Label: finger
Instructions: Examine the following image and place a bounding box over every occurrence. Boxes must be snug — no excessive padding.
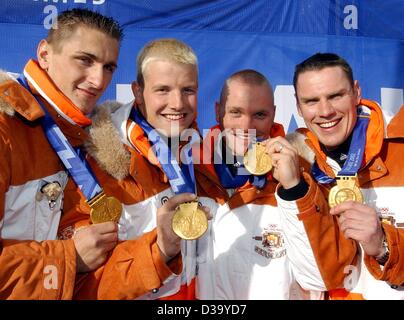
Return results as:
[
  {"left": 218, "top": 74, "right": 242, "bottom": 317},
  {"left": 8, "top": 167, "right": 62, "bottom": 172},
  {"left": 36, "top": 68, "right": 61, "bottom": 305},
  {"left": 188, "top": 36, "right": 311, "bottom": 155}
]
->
[
  {"left": 339, "top": 219, "right": 365, "bottom": 237},
  {"left": 91, "top": 221, "right": 118, "bottom": 234},
  {"left": 266, "top": 137, "right": 295, "bottom": 151},
  {"left": 330, "top": 201, "right": 360, "bottom": 215},
  {"left": 341, "top": 228, "right": 362, "bottom": 241},
  {"left": 93, "top": 231, "right": 119, "bottom": 245},
  {"left": 200, "top": 205, "right": 212, "bottom": 220},
  {"left": 270, "top": 150, "right": 295, "bottom": 164},
  {"left": 265, "top": 141, "right": 283, "bottom": 155},
  {"left": 102, "top": 241, "right": 118, "bottom": 252},
  {"left": 164, "top": 193, "right": 197, "bottom": 211},
  {"left": 331, "top": 202, "right": 374, "bottom": 219}
]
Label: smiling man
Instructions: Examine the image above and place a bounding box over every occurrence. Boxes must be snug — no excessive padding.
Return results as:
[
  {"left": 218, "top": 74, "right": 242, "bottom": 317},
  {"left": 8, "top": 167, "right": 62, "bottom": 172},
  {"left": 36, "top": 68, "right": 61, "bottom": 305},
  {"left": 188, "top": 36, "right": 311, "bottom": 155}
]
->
[
  {"left": 58, "top": 38, "right": 213, "bottom": 300},
  {"left": 0, "top": 8, "right": 122, "bottom": 299},
  {"left": 192, "top": 70, "right": 331, "bottom": 300},
  {"left": 293, "top": 52, "right": 404, "bottom": 299},
  {"left": 216, "top": 70, "right": 277, "bottom": 160}
]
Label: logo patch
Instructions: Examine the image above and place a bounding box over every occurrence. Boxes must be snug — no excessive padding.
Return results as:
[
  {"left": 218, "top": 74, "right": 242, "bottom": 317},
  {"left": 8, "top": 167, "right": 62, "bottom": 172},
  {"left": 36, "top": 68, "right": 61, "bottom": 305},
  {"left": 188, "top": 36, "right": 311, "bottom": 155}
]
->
[{"left": 253, "top": 226, "right": 286, "bottom": 259}]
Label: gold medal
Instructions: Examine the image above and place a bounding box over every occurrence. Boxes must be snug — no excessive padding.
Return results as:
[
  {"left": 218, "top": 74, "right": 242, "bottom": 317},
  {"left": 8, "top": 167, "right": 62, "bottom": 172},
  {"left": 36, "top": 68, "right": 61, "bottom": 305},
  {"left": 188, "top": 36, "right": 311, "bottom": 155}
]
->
[
  {"left": 172, "top": 200, "right": 208, "bottom": 240},
  {"left": 243, "top": 142, "right": 272, "bottom": 175},
  {"left": 328, "top": 175, "right": 363, "bottom": 208},
  {"left": 88, "top": 192, "right": 122, "bottom": 224}
]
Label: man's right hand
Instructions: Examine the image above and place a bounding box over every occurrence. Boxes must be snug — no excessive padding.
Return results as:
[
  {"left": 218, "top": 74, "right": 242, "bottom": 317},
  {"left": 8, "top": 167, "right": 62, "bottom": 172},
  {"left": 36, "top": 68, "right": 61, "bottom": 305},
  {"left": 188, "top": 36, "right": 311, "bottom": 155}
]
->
[
  {"left": 73, "top": 222, "right": 118, "bottom": 273},
  {"left": 156, "top": 193, "right": 211, "bottom": 262}
]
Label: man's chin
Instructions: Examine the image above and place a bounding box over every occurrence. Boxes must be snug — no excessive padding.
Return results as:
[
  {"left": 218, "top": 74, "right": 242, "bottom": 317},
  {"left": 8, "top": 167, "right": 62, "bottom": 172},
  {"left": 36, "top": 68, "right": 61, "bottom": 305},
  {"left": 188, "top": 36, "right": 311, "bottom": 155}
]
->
[
  {"left": 76, "top": 102, "right": 95, "bottom": 116},
  {"left": 226, "top": 140, "right": 249, "bottom": 157},
  {"left": 155, "top": 125, "right": 192, "bottom": 138}
]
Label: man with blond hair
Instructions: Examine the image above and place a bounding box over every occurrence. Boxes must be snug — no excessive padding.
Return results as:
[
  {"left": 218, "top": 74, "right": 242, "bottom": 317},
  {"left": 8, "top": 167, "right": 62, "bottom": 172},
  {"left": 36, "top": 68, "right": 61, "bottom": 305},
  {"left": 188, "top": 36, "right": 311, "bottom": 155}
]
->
[{"left": 59, "top": 38, "right": 212, "bottom": 299}]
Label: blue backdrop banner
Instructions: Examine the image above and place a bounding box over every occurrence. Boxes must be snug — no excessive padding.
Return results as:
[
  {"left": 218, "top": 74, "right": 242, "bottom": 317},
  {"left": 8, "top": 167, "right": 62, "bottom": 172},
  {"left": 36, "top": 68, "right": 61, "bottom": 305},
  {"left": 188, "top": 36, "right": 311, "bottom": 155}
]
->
[{"left": 1, "top": 0, "right": 403, "bottom": 132}]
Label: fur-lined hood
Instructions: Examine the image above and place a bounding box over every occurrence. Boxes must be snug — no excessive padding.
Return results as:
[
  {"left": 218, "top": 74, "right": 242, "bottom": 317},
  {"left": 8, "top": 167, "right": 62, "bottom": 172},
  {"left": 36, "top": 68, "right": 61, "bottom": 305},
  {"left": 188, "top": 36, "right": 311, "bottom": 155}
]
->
[{"left": 86, "top": 101, "right": 131, "bottom": 180}]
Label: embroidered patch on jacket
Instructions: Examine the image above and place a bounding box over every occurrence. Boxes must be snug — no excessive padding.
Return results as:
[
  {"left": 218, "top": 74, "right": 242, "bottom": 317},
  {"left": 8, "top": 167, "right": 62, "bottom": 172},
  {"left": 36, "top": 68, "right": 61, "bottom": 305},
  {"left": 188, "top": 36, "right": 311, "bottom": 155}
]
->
[
  {"left": 36, "top": 181, "right": 63, "bottom": 210},
  {"left": 253, "top": 225, "right": 286, "bottom": 259}
]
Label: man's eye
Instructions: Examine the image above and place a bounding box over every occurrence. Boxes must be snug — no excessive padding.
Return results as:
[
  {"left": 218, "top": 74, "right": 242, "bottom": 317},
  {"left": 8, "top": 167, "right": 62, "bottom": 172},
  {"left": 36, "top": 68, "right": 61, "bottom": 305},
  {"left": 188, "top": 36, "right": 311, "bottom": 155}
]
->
[
  {"left": 305, "top": 100, "right": 317, "bottom": 106},
  {"left": 255, "top": 112, "right": 267, "bottom": 119},
  {"left": 183, "top": 88, "right": 196, "bottom": 95},
  {"left": 105, "top": 65, "right": 116, "bottom": 73},
  {"left": 78, "top": 57, "right": 92, "bottom": 65},
  {"left": 330, "top": 94, "right": 342, "bottom": 101}
]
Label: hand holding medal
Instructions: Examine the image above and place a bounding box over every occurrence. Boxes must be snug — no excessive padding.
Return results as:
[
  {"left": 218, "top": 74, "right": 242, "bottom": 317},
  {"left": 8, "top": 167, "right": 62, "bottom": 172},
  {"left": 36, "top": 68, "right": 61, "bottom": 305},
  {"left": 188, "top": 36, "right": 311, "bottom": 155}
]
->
[
  {"left": 157, "top": 193, "right": 210, "bottom": 261},
  {"left": 257, "top": 137, "right": 302, "bottom": 189}
]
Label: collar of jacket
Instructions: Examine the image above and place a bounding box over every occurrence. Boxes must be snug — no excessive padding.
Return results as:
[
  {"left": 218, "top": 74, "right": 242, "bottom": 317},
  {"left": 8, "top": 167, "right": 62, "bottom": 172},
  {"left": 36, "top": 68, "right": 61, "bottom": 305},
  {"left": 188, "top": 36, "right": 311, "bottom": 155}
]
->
[
  {"left": 387, "top": 104, "right": 404, "bottom": 139},
  {"left": 300, "top": 99, "right": 387, "bottom": 184},
  {"left": 0, "top": 64, "right": 89, "bottom": 147}
]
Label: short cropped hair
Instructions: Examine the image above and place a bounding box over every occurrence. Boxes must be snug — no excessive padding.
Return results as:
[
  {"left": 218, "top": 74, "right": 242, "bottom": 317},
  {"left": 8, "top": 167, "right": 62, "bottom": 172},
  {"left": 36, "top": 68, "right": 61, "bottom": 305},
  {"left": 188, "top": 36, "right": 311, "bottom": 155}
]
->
[
  {"left": 219, "top": 69, "right": 273, "bottom": 106},
  {"left": 293, "top": 53, "right": 354, "bottom": 90},
  {"left": 47, "top": 8, "right": 123, "bottom": 52},
  {"left": 136, "top": 38, "right": 198, "bottom": 88}
]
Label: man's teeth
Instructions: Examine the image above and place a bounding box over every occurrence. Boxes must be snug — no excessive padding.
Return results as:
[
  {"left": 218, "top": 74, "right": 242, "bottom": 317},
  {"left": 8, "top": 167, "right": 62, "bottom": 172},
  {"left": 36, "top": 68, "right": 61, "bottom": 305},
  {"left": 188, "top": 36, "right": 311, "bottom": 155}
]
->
[
  {"left": 164, "top": 114, "right": 185, "bottom": 120},
  {"left": 319, "top": 120, "right": 338, "bottom": 128}
]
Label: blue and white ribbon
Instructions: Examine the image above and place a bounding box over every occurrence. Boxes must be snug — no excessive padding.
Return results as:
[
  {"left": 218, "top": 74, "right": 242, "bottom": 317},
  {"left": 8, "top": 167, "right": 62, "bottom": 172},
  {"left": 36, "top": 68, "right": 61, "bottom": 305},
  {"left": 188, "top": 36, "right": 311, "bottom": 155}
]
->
[
  {"left": 131, "top": 108, "right": 198, "bottom": 194},
  {"left": 311, "top": 106, "right": 370, "bottom": 184},
  {"left": 18, "top": 75, "right": 102, "bottom": 200}
]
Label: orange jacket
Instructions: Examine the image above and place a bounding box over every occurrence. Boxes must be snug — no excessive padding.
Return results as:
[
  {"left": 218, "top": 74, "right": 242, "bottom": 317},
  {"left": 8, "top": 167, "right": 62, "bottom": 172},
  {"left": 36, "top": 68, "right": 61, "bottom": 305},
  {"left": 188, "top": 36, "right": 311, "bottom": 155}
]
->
[
  {"left": 362, "top": 104, "right": 404, "bottom": 287},
  {"left": 0, "top": 67, "right": 78, "bottom": 299},
  {"left": 58, "top": 102, "right": 208, "bottom": 300},
  {"left": 301, "top": 99, "right": 404, "bottom": 299}
]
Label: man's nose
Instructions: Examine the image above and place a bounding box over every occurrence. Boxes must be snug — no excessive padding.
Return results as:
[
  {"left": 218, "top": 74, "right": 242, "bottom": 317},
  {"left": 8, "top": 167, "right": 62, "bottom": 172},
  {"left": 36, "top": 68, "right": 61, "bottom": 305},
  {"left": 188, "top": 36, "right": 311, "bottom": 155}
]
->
[
  {"left": 318, "top": 99, "right": 335, "bottom": 117},
  {"left": 87, "top": 66, "right": 105, "bottom": 90}
]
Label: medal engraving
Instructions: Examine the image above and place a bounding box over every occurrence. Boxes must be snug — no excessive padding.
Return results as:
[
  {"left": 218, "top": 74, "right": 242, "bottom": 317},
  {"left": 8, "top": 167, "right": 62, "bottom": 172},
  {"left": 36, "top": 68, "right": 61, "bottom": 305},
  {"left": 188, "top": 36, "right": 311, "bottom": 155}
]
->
[
  {"left": 88, "top": 192, "right": 122, "bottom": 224},
  {"left": 244, "top": 142, "right": 272, "bottom": 175},
  {"left": 329, "top": 175, "right": 363, "bottom": 208},
  {"left": 172, "top": 200, "right": 208, "bottom": 240}
]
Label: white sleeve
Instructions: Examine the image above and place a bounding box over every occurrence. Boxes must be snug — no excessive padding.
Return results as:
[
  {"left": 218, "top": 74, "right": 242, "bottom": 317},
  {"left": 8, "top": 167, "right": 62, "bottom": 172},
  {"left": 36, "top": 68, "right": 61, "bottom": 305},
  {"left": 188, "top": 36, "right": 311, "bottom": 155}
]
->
[{"left": 275, "top": 193, "right": 327, "bottom": 291}]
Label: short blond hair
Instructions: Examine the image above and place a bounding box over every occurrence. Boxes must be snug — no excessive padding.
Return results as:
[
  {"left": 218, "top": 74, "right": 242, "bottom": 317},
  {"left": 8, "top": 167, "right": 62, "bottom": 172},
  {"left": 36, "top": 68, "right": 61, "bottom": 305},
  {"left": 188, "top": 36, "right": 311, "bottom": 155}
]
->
[{"left": 136, "top": 38, "right": 198, "bottom": 87}]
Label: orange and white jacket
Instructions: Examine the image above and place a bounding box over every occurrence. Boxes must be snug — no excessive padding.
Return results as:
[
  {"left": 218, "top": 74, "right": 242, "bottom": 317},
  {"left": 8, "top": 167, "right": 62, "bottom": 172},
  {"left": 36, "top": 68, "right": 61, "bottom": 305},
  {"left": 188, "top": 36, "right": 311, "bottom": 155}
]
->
[
  {"left": 361, "top": 104, "right": 404, "bottom": 288},
  {"left": 59, "top": 101, "right": 216, "bottom": 299},
  {"left": 192, "top": 125, "right": 343, "bottom": 299},
  {"left": 0, "top": 64, "right": 80, "bottom": 299},
  {"left": 298, "top": 99, "right": 404, "bottom": 299}
]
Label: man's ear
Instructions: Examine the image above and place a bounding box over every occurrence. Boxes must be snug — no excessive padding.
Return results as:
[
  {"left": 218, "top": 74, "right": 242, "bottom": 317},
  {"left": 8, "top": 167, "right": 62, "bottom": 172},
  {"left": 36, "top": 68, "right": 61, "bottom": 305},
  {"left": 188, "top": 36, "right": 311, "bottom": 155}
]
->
[
  {"left": 131, "top": 81, "right": 143, "bottom": 105},
  {"left": 37, "top": 40, "right": 51, "bottom": 70},
  {"left": 353, "top": 80, "right": 362, "bottom": 105},
  {"left": 295, "top": 94, "right": 303, "bottom": 117},
  {"left": 215, "top": 101, "right": 221, "bottom": 123}
]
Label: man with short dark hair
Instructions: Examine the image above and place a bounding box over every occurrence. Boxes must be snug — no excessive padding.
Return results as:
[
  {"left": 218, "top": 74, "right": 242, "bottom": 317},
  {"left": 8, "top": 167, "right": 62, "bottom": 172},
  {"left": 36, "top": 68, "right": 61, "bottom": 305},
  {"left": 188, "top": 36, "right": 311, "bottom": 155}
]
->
[
  {"left": 0, "top": 8, "right": 122, "bottom": 299},
  {"left": 293, "top": 52, "right": 404, "bottom": 299}
]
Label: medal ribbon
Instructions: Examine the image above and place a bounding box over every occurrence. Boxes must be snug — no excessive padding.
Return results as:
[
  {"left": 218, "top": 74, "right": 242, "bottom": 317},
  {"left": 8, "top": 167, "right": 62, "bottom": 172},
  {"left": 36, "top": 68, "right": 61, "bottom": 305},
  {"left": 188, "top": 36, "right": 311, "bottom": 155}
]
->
[
  {"left": 311, "top": 106, "right": 370, "bottom": 184},
  {"left": 130, "top": 108, "right": 197, "bottom": 194},
  {"left": 18, "top": 75, "right": 103, "bottom": 200},
  {"left": 214, "top": 136, "right": 267, "bottom": 189}
]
